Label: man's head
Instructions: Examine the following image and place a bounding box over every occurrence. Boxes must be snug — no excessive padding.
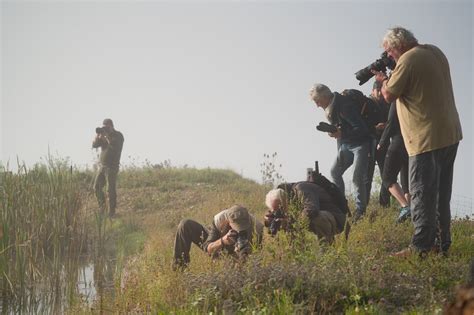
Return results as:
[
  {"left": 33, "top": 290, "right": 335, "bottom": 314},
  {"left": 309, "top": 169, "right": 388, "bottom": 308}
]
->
[
  {"left": 382, "top": 27, "right": 418, "bottom": 62},
  {"left": 371, "top": 80, "right": 383, "bottom": 100},
  {"left": 102, "top": 118, "right": 114, "bottom": 133},
  {"left": 226, "top": 205, "right": 252, "bottom": 232},
  {"left": 309, "top": 83, "right": 333, "bottom": 109},
  {"left": 265, "top": 188, "right": 288, "bottom": 212}
]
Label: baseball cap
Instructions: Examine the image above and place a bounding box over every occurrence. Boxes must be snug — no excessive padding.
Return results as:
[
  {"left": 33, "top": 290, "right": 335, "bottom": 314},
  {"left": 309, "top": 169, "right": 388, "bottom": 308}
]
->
[{"left": 227, "top": 205, "right": 251, "bottom": 232}]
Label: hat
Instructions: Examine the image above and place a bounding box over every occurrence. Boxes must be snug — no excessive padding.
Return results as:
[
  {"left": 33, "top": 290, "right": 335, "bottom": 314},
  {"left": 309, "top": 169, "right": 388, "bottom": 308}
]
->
[
  {"left": 373, "top": 80, "right": 382, "bottom": 90},
  {"left": 227, "top": 205, "right": 251, "bottom": 232},
  {"left": 102, "top": 118, "right": 114, "bottom": 127}
]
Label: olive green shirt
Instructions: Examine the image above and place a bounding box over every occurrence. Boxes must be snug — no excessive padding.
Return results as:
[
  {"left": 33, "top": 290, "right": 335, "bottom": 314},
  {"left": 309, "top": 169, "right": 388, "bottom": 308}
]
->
[
  {"left": 385, "top": 44, "right": 462, "bottom": 156},
  {"left": 92, "top": 130, "right": 124, "bottom": 167}
]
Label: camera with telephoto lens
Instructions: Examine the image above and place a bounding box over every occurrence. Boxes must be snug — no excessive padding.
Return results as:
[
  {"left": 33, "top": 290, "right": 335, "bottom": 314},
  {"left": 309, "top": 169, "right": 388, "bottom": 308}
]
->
[
  {"left": 355, "top": 51, "right": 396, "bottom": 86},
  {"left": 268, "top": 209, "right": 286, "bottom": 236},
  {"left": 316, "top": 122, "right": 338, "bottom": 133},
  {"left": 95, "top": 127, "right": 107, "bottom": 134}
]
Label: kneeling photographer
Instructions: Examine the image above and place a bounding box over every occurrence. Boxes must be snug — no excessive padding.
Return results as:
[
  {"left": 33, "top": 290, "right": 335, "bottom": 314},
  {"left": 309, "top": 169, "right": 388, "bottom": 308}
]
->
[
  {"left": 264, "top": 181, "right": 346, "bottom": 244},
  {"left": 173, "top": 205, "right": 263, "bottom": 270}
]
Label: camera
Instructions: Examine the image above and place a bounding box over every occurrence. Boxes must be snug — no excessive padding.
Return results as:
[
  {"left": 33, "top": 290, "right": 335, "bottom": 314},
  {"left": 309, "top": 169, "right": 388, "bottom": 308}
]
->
[
  {"left": 95, "top": 127, "right": 107, "bottom": 134},
  {"left": 267, "top": 209, "right": 286, "bottom": 236},
  {"left": 228, "top": 230, "right": 250, "bottom": 256},
  {"left": 316, "top": 122, "right": 338, "bottom": 133},
  {"left": 355, "top": 51, "right": 396, "bottom": 86}
]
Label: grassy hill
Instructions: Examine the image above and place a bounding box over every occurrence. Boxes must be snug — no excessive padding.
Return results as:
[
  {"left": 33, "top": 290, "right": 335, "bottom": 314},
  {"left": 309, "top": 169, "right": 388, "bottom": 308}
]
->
[
  {"left": 2, "top": 162, "right": 473, "bottom": 314},
  {"left": 100, "top": 166, "right": 473, "bottom": 314}
]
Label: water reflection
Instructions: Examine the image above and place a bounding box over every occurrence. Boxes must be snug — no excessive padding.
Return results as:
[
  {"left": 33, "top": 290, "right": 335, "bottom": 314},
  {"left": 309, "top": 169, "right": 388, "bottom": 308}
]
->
[{"left": 1, "top": 253, "right": 117, "bottom": 314}]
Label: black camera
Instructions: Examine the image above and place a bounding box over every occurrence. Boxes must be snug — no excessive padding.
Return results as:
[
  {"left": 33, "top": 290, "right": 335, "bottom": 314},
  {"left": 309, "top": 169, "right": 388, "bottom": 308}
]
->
[
  {"left": 316, "top": 122, "right": 338, "bottom": 133},
  {"left": 355, "top": 51, "right": 396, "bottom": 86},
  {"left": 228, "top": 230, "right": 250, "bottom": 256},
  {"left": 268, "top": 209, "right": 286, "bottom": 236},
  {"left": 95, "top": 127, "right": 107, "bottom": 134}
]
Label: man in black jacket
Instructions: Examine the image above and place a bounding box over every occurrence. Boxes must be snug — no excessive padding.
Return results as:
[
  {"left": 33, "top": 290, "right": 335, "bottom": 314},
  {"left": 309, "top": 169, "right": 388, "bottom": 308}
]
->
[{"left": 310, "top": 83, "right": 371, "bottom": 221}]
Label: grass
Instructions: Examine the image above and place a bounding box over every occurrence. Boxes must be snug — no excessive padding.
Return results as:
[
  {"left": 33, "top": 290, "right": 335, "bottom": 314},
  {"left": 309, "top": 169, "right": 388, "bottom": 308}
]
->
[
  {"left": 2, "top": 160, "right": 473, "bottom": 314},
  {"left": 105, "top": 165, "right": 473, "bottom": 314}
]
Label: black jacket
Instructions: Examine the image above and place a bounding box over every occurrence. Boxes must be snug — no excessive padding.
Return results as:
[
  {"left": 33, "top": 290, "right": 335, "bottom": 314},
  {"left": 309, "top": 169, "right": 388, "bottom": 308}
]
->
[{"left": 330, "top": 92, "right": 371, "bottom": 145}]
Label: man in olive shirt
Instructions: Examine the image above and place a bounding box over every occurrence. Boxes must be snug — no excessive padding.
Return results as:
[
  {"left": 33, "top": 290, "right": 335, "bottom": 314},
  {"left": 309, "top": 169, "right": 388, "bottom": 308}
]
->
[
  {"left": 173, "top": 205, "right": 263, "bottom": 270},
  {"left": 92, "top": 118, "right": 124, "bottom": 217},
  {"left": 373, "top": 27, "right": 462, "bottom": 257}
]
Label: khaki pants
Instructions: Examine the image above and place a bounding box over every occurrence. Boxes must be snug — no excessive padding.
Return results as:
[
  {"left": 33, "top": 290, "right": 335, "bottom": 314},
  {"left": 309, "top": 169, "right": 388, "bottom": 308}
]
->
[
  {"left": 94, "top": 165, "right": 119, "bottom": 215},
  {"left": 310, "top": 211, "right": 339, "bottom": 244}
]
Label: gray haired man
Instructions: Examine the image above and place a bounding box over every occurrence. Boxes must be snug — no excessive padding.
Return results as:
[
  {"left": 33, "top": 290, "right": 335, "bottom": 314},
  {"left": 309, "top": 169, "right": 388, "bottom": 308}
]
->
[{"left": 373, "top": 26, "right": 462, "bottom": 257}]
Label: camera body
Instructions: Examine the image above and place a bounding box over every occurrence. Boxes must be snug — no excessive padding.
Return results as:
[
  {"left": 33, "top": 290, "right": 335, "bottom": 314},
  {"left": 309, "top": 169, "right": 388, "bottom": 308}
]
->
[
  {"left": 355, "top": 51, "right": 396, "bottom": 86},
  {"left": 267, "top": 209, "right": 285, "bottom": 236},
  {"left": 228, "top": 230, "right": 250, "bottom": 256},
  {"left": 95, "top": 127, "right": 107, "bottom": 134},
  {"left": 316, "top": 122, "right": 338, "bottom": 133}
]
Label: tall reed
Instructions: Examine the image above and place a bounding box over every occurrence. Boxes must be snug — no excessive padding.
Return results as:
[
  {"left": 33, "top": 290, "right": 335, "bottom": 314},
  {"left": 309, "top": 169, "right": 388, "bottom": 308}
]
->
[{"left": 0, "top": 158, "right": 87, "bottom": 313}]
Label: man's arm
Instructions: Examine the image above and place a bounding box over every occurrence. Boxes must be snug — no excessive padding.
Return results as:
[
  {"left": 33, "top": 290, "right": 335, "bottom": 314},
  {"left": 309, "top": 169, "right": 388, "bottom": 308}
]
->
[
  {"left": 203, "top": 223, "right": 236, "bottom": 256},
  {"left": 381, "top": 79, "right": 397, "bottom": 103},
  {"left": 92, "top": 134, "right": 106, "bottom": 148}
]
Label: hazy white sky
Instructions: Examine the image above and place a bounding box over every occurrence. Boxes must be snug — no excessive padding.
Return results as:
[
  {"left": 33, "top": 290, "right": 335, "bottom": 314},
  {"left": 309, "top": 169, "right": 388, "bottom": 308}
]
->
[{"left": 1, "top": 1, "right": 473, "bottom": 205}]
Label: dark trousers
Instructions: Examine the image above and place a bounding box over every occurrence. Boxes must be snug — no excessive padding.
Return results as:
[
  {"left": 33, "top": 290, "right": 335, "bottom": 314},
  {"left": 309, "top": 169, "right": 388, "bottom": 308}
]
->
[
  {"left": 94, "top": 165, "right": 119, "bottom": 215},
  {"left": 367, "top": 139, "right": 391, "bottom": 207},
  {"left": 173, "top": 219, "right": 208, "bottom": 266},
  {"left": 409, "top": 143, "right": 459, "bottom": 253}
]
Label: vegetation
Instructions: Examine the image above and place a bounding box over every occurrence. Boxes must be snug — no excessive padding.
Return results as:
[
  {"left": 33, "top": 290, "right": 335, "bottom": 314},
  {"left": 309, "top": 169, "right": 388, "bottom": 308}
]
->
[{"left": 1, "top": 160, "right": 473, "bottom": 314}]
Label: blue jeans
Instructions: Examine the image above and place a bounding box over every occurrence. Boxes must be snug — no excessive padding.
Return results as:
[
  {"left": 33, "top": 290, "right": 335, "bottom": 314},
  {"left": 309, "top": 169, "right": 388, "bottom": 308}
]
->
[{"left": 331, "top": 141, "right": 370, "bottom": 214}]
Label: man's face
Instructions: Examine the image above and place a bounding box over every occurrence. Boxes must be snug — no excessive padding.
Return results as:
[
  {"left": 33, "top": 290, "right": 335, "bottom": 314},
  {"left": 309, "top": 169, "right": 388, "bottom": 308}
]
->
[
  {"left": 313, "top": 96, "right": 330, "bottom": 109},
  {"left": 371, "top": 88, "right": 382, "bottom": 100},
  {"left": 384, "top": 44, "right": 404, "bottom": 62},
  {"left": 102, "top": 124, "right": 113, "bottom": 134}
]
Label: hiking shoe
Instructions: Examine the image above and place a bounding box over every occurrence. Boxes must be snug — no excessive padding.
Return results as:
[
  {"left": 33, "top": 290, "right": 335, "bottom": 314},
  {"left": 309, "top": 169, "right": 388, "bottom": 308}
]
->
[
  {"left": 396, "top": 206, "right": 411, "bottom": 223},
  {"left": 352, "top": 211, "right": 364, "bottom": 223}
]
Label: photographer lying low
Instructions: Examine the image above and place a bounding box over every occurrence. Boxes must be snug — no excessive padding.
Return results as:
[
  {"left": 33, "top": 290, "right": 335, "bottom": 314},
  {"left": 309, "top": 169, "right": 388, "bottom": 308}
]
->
[
  {"left": 264, "top": 181, "right": 346, "bottom": 244},
  {"left": 173, "top": 205, "right": 263, "bottom": 270}
]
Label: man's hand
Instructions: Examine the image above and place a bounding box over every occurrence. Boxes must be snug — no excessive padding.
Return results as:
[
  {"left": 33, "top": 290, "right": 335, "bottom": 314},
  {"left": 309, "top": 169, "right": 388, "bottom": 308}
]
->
[
  {"left": 375, "top": 122, "right": 386, "bottom": 131},
  {"left": 221, "top": 229, "right": 238, "bottom": 246},
  {"left": 329, "top": 127, "right": 341, "bottom": 139}
]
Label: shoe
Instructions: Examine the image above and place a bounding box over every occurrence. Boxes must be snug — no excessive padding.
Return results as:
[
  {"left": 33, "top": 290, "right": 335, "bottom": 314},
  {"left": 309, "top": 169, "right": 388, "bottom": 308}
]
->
[
  {"left": 391, "top": 247, "right": 414, "bottom": 258},
  {"left": 396, "top": 206, "right": 411, "bottom": 223},
  {"left": 352, "top": 211, "right": 364, "bottom": 223}
]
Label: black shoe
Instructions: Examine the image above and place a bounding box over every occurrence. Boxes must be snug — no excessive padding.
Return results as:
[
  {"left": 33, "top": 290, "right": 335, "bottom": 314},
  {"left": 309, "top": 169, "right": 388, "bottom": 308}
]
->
[{"left": 352, "top": 211, "right": 364, "bottom": 223}]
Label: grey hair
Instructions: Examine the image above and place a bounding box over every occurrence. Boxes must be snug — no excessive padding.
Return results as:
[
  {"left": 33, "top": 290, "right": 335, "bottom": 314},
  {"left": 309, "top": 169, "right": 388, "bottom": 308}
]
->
[
  {"left": 309, "top": 83, "right": 332, "bottom": 102},
  {"left": 382, "top": 26, "right": 418, "bottom": 50},
  {"left": 265, "top": 188, "right": 287, "bottom": 210}
]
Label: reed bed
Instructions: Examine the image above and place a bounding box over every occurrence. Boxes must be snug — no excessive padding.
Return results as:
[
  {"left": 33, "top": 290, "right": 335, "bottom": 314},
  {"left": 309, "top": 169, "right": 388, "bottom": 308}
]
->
[{"left": 0, "top": 158, "right": 88, "bottom": 313}]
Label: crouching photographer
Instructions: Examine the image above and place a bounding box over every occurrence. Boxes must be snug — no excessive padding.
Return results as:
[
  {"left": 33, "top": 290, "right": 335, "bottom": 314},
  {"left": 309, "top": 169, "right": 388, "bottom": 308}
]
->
[
  {"left": 264, "top": 180, "right": 346, "bottom": 244},
  {"left": 173, "top": 205, "right": 263, "bottom": 270}
]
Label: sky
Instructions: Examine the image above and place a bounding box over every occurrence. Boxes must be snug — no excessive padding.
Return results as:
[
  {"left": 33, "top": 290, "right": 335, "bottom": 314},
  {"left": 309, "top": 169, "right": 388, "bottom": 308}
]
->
[{"left": 1, "top": 1, "right": 473, "bottom": 215}]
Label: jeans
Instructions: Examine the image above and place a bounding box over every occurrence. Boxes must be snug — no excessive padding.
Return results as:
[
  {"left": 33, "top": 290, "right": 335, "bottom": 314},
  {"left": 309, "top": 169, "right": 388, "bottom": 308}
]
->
[
  {"left": 409, "top": 143, "right": 459, "bottom": 253},
  {"left": 331, "top": 141, "right": 370, "bottom": 214}
]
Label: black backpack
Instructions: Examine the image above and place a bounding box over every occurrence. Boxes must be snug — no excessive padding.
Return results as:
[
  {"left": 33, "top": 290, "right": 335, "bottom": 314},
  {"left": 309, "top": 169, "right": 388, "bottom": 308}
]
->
[{"left": 341, "top": 89, "right": 382, "bottom": 133}]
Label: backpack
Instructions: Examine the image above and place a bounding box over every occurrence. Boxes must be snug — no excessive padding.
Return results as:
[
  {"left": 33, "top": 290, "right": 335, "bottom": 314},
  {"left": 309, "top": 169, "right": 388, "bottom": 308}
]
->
[{"left": 341, "top": 89, "right": 382, "bottom": 133}]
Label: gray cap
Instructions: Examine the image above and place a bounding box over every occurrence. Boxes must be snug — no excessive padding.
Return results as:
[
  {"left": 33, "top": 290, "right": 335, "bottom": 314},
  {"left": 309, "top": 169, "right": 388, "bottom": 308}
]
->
[{"left": 227, "top": 205, "right": 251, "bottom": 232}]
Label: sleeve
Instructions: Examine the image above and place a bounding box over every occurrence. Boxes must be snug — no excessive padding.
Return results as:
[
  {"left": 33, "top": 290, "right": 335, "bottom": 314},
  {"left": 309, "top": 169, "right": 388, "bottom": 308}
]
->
[
  {"left": 385, "top": 61, "right": 411, "bottom": 98},
  {"left": 340, "top": 102, "right": 369, "bottom": 141},
  {"left": 92, "top": 137, "right": 106, "bottom": 149},
  {"left": 202, "top": 222, "right": 221, "bottom": 253},
  {"left": 378, "top": 102, "right": 396, "bottom": 148}
]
